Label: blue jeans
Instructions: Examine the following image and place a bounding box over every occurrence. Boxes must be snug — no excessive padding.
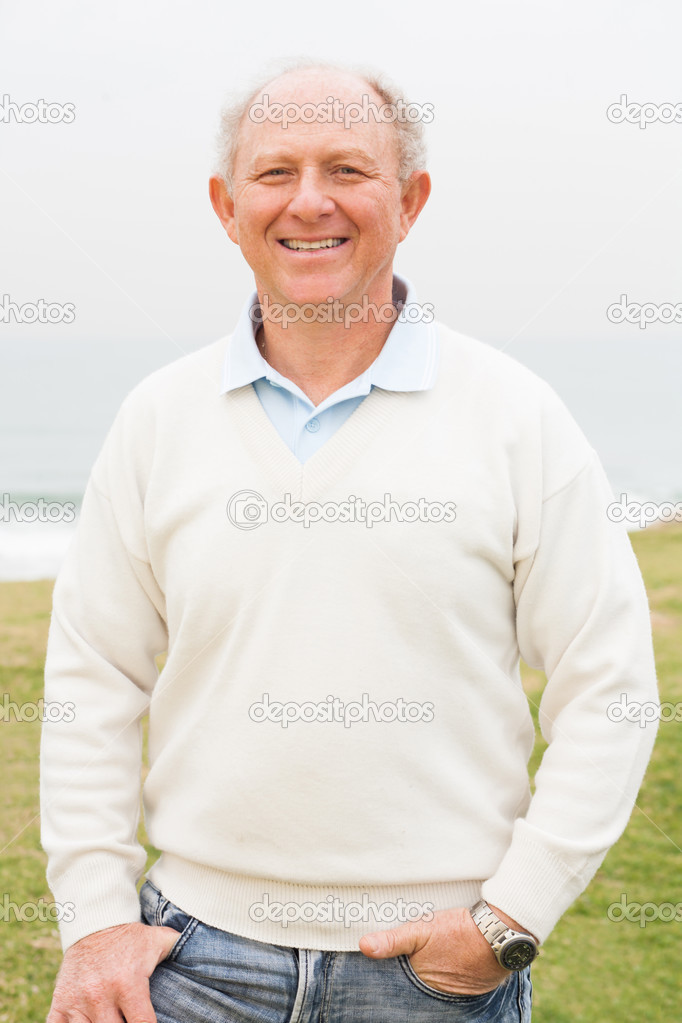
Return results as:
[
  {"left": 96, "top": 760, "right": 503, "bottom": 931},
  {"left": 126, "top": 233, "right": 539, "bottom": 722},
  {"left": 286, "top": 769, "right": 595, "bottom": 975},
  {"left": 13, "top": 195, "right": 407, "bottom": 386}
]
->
[{"left": 140, "top": 881, "right": 532, "bottom": 1022}]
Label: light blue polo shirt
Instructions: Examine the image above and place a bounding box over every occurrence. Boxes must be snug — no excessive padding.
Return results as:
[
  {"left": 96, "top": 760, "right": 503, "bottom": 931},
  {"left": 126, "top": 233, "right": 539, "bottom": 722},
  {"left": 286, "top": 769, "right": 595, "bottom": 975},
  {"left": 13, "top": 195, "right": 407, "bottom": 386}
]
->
[{"left": 220, "top": 274, "right": 439, "bottom": 463}]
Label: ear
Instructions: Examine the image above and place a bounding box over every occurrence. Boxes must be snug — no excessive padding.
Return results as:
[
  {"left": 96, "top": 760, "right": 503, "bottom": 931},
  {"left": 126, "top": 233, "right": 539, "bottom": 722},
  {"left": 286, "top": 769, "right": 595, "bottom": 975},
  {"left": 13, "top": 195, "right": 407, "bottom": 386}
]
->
[
  {"left": 398, "top": 171, "right": 431, "bottom": 242},
  {"left": 208, "top": 175, "right": 239, "bottom": 244}
]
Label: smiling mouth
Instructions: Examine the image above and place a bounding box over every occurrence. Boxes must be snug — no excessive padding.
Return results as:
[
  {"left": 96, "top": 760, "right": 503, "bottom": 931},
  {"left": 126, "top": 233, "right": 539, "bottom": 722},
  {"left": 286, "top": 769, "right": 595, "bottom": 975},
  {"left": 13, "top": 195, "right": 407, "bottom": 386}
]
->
[{"left": 279, "top": 238, "right": 348, "bottom": 251}]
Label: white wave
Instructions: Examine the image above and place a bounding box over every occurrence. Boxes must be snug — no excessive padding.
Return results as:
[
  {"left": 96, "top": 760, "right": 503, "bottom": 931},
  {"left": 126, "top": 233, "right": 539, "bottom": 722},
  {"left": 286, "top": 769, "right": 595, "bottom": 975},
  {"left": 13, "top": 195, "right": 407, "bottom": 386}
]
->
[{"left": 0, "top": 521, "right": 77, "bottom": 581}]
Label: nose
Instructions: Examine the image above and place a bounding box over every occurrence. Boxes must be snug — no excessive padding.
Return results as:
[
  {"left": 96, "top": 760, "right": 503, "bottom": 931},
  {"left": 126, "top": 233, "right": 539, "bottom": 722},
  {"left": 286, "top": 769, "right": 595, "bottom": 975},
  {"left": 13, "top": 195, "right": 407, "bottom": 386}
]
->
[{"left": 286, "top": 168, "right": 336, "bottom": 221}]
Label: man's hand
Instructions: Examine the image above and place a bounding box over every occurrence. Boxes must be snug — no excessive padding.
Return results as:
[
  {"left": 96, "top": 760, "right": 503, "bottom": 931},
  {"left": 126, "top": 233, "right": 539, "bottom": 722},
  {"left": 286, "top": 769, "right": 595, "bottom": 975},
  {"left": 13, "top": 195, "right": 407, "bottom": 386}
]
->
[
  {"left": 359, "top": 904, "right": 530, "bottom": 996},
  {"left": 47, "top": 921, "right": 181, "bottom": 1023}
]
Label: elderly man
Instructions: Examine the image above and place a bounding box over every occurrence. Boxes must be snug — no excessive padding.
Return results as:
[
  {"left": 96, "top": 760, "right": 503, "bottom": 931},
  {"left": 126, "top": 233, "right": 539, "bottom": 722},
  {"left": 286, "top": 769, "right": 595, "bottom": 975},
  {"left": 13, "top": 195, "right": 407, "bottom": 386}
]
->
[{"left": 42, "top": 61, "right": 658, "bottom": 1023}]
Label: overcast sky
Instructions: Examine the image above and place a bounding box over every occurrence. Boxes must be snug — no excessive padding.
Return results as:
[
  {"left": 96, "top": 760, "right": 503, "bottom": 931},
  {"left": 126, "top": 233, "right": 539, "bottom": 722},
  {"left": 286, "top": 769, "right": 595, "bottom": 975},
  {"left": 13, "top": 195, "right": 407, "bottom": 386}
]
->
[{"left": 1, "top": 0, "right": 680, "bottom": 496}]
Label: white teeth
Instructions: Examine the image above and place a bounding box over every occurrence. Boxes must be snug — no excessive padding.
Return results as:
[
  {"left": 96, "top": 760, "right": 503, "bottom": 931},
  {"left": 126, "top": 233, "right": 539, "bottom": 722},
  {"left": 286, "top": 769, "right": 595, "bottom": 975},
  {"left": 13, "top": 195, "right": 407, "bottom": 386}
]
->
[{"left": 281, "top": 238, "right": 346, "bottom": 250}]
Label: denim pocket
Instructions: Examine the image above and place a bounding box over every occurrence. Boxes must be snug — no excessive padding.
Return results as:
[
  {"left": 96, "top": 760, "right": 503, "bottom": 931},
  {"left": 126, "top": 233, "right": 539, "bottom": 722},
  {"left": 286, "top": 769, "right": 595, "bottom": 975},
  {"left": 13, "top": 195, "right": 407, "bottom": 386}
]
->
[
  {"left": 398, "top": 954, "right": 508, "bottom": 1006},
  {"left": 139, "top": 879, "right": 199, "bottom": 962}
]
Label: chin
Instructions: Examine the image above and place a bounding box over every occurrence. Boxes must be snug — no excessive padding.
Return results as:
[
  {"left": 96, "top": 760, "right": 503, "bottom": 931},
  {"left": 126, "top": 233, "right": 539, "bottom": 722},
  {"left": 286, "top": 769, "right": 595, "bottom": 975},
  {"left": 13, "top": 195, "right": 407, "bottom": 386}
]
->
[{"left": 278, "top": 281, "right": 350, "bottom": 307}]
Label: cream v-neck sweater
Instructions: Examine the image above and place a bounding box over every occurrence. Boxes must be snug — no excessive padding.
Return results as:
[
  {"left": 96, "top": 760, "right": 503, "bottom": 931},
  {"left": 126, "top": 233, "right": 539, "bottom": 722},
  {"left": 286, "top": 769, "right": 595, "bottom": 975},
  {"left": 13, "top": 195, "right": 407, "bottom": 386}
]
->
[{"left": 41, "top": 323, "right": 658, "bottom": 952}]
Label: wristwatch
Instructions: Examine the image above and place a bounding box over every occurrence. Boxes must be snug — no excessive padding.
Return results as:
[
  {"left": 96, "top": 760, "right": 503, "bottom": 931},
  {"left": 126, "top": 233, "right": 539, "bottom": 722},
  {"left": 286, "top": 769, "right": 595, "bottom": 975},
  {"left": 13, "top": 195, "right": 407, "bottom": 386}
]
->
[{"left": 469, "top": 899, "right": 539, "bottom": 970}]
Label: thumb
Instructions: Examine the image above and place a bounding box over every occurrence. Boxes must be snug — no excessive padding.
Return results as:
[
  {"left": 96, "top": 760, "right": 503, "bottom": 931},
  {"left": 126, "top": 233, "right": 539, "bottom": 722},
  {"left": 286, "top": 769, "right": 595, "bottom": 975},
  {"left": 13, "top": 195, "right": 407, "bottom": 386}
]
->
[
  {"left": 359, "top": 921, "right": 426, "bottom": 960},
  {"left": 154, "top": 924, "right": 184, "bottom": 963}
]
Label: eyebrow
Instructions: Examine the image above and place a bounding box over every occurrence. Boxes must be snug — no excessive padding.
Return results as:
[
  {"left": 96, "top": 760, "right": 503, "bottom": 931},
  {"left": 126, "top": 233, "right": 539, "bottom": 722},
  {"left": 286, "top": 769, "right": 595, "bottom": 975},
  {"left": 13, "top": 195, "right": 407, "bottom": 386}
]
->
[{"left": 250, "top": 147, "right": 378, "bottom": 168}]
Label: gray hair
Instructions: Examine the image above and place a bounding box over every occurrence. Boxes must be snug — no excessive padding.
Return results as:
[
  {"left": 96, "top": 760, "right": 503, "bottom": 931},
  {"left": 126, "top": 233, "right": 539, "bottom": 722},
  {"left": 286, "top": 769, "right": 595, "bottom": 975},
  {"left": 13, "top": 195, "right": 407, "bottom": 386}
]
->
[{"left": 212, "top": 57, "right": 428, "bottom": 194}]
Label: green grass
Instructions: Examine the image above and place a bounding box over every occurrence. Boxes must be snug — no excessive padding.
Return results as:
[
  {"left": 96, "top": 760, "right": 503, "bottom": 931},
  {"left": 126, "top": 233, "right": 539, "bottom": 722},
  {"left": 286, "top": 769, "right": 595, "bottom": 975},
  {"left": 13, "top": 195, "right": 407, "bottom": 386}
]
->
[{"left": 1, "top": 525, "right": 681, "bottom": 1020}]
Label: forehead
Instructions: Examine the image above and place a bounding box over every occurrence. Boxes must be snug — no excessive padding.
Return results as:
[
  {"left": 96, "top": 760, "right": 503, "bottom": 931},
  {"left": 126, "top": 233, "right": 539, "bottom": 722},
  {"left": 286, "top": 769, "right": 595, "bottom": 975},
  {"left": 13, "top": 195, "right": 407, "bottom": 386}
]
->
[
  {"left": 255, "top": 68, "right": 383, "bottom": 106},
  {"left": 235, "top": 69, "right": 400, "bottom": 172}
]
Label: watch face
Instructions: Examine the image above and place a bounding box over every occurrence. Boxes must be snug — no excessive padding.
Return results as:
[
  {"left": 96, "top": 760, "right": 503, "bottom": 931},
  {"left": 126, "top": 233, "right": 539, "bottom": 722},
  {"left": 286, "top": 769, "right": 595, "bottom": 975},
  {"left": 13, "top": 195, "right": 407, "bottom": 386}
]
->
[{"left": 499, "top": 938, "right": 537, "bottom": 970}]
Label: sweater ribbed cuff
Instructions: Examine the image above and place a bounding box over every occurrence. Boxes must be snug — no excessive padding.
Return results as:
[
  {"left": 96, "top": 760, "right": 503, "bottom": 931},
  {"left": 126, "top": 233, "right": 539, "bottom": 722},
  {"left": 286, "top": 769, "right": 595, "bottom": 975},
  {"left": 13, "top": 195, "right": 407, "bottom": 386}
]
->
[
  {"left": 48, "top": 853, "right": 146, "bottom": 952},
  {"left": 480, "top": 820, "right": 605, "bottom": 943}
]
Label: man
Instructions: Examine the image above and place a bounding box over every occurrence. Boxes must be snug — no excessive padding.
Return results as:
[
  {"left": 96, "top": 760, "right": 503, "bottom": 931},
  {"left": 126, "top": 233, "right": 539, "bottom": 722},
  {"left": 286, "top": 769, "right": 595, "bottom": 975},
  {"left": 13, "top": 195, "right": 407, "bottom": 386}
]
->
[{"left": 42, "top": 60, "right": 658, "bottom": 1023}]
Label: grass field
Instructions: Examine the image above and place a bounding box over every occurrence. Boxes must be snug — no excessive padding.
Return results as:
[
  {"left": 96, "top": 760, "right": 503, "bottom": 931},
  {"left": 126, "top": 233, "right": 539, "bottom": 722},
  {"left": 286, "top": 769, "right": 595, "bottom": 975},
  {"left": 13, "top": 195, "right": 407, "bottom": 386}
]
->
[{"left": 1, "top": 524, "right": 680, "bottom": 1021}]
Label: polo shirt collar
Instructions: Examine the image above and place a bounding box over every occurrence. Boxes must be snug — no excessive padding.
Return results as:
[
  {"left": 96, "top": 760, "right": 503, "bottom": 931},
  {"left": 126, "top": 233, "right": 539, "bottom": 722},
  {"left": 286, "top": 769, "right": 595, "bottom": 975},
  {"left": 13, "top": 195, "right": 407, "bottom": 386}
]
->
[{"left": 220, "top": 273, "right": 438, "bottom": 398}]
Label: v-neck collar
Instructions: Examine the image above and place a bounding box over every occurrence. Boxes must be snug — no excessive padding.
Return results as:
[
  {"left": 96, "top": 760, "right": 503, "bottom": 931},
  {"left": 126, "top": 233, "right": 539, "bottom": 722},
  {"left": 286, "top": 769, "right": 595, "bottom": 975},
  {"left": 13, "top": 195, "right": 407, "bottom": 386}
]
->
[{"left": 226, "top": 381, "right": 414, "bottom": 502}]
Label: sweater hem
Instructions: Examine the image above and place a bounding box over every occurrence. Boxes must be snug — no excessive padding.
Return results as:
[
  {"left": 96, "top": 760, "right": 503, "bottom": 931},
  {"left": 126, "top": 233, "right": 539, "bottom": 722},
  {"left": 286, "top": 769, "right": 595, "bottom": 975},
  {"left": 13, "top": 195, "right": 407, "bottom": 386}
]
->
[{"left": 147, "top": 855, "right": 485, "bottom": 950}]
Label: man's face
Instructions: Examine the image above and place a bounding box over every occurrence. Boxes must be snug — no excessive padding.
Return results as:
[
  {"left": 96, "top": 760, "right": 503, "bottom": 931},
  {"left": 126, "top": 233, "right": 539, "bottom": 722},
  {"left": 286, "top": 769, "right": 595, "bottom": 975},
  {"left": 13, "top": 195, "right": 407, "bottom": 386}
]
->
[{"left": 211, "top": 70, "right": 428, "bottom": 308}]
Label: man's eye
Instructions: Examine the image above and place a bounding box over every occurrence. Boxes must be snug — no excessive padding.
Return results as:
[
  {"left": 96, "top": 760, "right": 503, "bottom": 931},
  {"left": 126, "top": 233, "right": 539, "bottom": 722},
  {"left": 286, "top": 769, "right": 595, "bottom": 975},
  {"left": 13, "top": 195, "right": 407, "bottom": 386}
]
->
[
  {"left": 260, "top": 169, "right": 288, "bottom": 178},
  {"left": 337, "top": 166, "right": 361, "bottom": 175}
]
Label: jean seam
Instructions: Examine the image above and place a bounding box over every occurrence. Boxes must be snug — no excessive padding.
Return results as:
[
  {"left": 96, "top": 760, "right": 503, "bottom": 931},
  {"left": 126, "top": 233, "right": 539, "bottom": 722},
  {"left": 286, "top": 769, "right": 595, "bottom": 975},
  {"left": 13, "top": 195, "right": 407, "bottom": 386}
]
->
[
  {"left": 288, "top": 948, "right": 309, "bottom": 1023},
  {"left": 518, "top": 966, "right": 532, "bottom": 1020},
  {"left": 155, "top": 897, "right": 169, "bottom": 928},
  {"left": 167, "top": 917, "right": 199, "bottom": 961},
  {"left": 319, "top": 951, "right": 337, "bottom": 1023}
]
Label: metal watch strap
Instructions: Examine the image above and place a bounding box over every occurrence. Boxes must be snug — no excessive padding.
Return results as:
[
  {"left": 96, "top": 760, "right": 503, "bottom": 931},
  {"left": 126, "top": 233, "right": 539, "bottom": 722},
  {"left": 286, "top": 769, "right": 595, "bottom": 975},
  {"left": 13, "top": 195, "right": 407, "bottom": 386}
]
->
[{"left": 470, "top": 898, "right": 515, "bottom": 944}]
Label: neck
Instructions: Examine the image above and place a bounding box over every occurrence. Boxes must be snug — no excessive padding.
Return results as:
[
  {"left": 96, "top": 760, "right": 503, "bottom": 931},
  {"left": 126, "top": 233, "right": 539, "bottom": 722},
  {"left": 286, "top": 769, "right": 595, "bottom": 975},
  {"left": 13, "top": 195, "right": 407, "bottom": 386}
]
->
[{"left": 255, "top": 283, "right": 399, "bottom": 407}]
